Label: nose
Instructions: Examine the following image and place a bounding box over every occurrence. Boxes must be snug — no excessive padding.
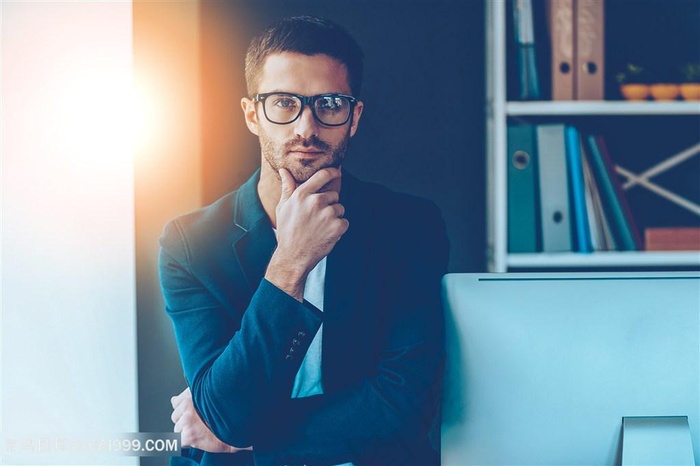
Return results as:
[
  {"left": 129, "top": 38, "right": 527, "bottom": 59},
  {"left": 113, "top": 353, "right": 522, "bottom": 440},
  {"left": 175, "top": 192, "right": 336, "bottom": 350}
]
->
[{"left": 294, "top": 105, "right": 319, "bottom": 139}]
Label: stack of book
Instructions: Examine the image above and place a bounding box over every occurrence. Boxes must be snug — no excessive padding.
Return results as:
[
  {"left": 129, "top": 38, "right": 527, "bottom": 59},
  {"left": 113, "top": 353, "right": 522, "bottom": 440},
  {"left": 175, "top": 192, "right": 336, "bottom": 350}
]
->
[
  {"left": 645, "top": 227, "right": 700, "bottom": 251},
  {"left": 507, "top": 124, "right": 643, "bottom": 253}
]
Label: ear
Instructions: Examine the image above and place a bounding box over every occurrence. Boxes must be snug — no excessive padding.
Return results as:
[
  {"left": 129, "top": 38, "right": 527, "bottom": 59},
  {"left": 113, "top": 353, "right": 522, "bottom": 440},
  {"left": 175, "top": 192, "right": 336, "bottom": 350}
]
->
[
  {"left": 241, "top": 97, "right": 260, "bottom": 136},
  {"left": 349, "top": 100, "right": 364, "bottom": 138}
]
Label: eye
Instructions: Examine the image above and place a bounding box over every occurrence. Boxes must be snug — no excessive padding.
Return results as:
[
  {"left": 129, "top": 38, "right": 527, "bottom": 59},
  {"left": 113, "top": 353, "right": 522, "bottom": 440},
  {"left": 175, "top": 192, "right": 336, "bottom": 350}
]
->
[{"left": 272, "top": 96, "right": 298, "bottom": 109}]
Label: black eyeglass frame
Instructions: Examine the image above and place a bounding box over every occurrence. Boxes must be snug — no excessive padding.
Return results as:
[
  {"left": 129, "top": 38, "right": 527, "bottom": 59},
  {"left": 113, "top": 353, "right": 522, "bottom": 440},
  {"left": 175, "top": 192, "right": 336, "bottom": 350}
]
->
[{"left": 253, "top": 92, "right": 358, "bottom": 127}]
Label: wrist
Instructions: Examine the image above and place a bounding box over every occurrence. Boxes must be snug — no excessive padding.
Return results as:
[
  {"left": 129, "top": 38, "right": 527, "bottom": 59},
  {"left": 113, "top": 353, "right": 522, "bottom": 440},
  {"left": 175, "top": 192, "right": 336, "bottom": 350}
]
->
[{"left": 265, "top": 252, "right": 307, "bottom": 302}]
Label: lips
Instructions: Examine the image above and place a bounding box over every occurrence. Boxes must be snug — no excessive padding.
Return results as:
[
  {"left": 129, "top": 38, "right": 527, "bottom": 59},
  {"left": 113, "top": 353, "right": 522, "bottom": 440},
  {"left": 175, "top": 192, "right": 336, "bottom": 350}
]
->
[{"left": 288, "top": 147, "right": 324, "bottom": 155}]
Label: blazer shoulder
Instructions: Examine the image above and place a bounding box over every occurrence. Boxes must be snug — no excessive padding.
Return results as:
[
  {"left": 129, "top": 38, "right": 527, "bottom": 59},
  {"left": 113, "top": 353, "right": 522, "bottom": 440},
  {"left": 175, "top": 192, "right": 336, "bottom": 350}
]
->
[{"left": 160, "top": 191, "right": 239, "bottom": 252}]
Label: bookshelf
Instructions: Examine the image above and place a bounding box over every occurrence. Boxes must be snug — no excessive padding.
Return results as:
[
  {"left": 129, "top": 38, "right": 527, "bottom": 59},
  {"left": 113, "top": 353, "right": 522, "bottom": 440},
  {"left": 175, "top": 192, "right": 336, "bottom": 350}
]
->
[
  {"left": 485, "top": 0, "right": 700, "bottom": 272},
  {"left": 507, "top": 101, "right": 700, "bottom": 116}
]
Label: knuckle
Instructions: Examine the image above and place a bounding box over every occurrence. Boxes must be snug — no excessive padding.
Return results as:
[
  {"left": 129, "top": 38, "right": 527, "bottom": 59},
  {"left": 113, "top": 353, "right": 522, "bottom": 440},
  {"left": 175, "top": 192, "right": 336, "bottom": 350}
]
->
[
  {"left": 323, "top": 206, "right": 338, "bottom": 221},
  {"left": 311, "top": 195, "right": 326, "bottom": 209},
  {"left": 331, "top": 220, "right": 347, "bottom": 235}
]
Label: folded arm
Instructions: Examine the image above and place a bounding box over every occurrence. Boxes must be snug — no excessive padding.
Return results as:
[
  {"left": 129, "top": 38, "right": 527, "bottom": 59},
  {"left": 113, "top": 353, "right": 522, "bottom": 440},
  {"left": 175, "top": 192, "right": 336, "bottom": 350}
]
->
[{"left": 159, "top": 220, "right": 323, "bottom": 447}]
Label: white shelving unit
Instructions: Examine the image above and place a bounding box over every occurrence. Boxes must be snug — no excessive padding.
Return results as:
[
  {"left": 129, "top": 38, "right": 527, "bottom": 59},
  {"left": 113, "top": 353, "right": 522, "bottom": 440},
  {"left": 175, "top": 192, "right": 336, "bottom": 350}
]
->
[{"left": 485, "top": 0, "right": 700, "bottom": 272}]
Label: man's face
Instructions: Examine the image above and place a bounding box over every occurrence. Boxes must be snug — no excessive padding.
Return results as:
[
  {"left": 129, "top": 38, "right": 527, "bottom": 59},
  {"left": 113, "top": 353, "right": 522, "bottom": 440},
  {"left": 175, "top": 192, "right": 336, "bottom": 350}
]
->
[{"left": 242, "top": 52, "right": 363, "bottom": 184}]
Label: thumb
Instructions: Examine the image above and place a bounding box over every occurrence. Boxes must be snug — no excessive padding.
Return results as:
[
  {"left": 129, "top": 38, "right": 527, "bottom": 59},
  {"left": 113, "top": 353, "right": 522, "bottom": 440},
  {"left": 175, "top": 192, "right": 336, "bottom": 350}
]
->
[{"left": 279, "top": 168, "right": 296, "bottom": 201}]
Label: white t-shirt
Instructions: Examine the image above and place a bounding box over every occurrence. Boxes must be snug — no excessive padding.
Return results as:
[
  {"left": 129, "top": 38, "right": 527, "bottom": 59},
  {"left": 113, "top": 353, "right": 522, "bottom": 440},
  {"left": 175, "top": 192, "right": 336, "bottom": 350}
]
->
[
  {"left": 272, "top": 233, "right": 352, "bottom": 465},
  {"left": 291, "top": 257, "right": 326, "bottom": 398}
]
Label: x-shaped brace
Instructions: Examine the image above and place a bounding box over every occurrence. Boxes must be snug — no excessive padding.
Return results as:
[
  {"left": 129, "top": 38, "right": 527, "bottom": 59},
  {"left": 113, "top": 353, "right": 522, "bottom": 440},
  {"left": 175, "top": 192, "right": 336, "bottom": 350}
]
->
[{"left": 615, "top": 141, "right": 700, "bottom": 217}]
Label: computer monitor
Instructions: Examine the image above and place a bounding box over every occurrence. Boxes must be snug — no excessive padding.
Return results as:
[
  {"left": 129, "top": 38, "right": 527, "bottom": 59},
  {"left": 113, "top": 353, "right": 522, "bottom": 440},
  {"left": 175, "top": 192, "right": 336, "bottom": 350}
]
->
[{"left": 441, "top": 272, "right": 699, "bottom": 465}]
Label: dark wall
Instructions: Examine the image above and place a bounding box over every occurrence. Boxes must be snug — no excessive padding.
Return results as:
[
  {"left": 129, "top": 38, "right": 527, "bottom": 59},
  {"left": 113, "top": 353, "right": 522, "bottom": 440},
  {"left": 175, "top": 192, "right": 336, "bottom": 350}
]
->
[{"left": 200, "top": 0, "right": 487, "bottom": 272}]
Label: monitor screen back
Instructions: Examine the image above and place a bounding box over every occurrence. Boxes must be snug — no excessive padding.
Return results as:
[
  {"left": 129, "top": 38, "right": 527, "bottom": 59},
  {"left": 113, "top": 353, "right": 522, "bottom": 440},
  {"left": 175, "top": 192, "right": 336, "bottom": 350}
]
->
[{"left": 441, "top": 272, "right": 699, "bottom": 465}]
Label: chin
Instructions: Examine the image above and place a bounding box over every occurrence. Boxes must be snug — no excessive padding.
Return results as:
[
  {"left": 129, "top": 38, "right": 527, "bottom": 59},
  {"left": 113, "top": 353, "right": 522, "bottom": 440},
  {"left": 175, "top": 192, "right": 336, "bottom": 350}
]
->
[
  {"left": 287, "top": 160, "right": 340, "bottom": 184},
  {"left": 288, "top": 165, "right": 319, "bottom": 184}
]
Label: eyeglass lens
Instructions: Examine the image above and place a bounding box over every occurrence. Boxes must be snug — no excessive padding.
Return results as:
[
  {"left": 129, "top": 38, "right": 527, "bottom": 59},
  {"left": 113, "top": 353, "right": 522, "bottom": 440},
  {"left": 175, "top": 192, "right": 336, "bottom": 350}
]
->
[{"left": 263, "top": 94, "right": 352, "bottom": 126}]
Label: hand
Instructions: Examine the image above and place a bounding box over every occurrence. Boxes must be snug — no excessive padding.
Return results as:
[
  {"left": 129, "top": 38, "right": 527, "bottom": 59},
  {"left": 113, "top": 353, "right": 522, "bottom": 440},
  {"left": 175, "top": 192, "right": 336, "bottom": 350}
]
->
[
  {"left": 171, "top": 387, "right": 252, "bottom": 453},
  {"left": 265, "top": 167, "right": 349, "bottom": 300}
]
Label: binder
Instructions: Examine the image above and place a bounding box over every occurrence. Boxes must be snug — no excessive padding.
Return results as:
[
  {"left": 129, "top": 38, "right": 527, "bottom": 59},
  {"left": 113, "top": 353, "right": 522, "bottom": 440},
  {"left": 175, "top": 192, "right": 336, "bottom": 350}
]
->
[
  {"left": 513, "top": 0, "right": 541, "bottom": 100},
  {"left": 565, "top": 126, "right": 592, "bottom": 252},
  {"left": 575, "top": 0, "right": 605, "bottom": 100},
  {"left": 547, "top": 0, "right": 575, "bottom": 100},
  {"left": 537, "top": 124, "right": 572, "bottom": 252},
  {"left": 585, "top": 135, "right": 641, "bottom": 251},
  {"left": 507, "top": 125, "right": 540, "bottom": 253},
  {"left": 581, "top": 145, "right": 616, "bottom": 251}
]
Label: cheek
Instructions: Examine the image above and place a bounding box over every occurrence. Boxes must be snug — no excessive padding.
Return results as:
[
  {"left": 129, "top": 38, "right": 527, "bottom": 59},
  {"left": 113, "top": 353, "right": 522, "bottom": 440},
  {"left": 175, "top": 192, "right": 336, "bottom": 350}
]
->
[
  {"left": 260, "top": 125, "right": 287, "bottom": 146},
  {"left": 323, "top": 126, "right": 352, "bottom": 146}
]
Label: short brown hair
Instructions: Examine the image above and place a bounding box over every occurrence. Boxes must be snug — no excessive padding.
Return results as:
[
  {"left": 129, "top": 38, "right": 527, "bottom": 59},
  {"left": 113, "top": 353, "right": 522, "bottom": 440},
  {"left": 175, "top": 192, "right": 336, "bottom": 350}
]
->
[{"left": 245, "top": 16, "right": 364, "bottom": 97}]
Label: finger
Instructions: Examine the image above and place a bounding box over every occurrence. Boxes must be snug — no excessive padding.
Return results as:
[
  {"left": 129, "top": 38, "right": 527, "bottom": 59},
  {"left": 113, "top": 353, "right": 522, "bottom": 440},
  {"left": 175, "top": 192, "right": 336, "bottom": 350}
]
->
[
  {"left": 337, "top": 218, "right": 350, "bottom": 238},
  {"left": 314, "top": 189, "right": 340, "bottom": 206},
  {"left": 171, "top": 387, "right": 190, "bottom": 408},
  {"left": 278, "top": 168, "right": 296, "bottom": 202},
  {"left": 297, "top": 167, "right": 341, "bottom": 195},
  {"left": 331, "top": 203, "right": 345, "bottom": 219},
  {"left": 174, "top": 414, "right": 194, "bottom": 444},
  {"left": 171, "top": 399, "right": 186, "bottom": 424},
  {"left": 175, "top": 424, "right": 194, "bottom": 449},
  {"left": 173, "top": 416, "right": 183, "bottom": 434}
]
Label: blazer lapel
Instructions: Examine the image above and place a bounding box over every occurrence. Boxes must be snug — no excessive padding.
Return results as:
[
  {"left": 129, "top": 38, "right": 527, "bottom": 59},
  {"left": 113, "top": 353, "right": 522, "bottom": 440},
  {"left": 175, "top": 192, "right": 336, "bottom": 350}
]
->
[
  {"left": 324, "top": 172, "right": 370, "bottom": 315},
  {"left": 231, "top": 170, "right": 277, "bottom": 293},
  {"left": 322, "top": 172, "right": 373, "bottom": 391}
]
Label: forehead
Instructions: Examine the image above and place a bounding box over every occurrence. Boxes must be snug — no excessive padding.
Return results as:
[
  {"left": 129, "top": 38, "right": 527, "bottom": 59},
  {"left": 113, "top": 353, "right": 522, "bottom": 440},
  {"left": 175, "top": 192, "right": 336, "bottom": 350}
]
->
[{"left": 257, "top": 52, "right": 352, "bottom": 95}]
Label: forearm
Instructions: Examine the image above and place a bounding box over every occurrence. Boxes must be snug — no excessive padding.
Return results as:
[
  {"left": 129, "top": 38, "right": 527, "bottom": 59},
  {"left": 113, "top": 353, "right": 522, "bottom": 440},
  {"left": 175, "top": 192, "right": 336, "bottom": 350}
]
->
[
  {"left": 161, "top": 229, "right": 323, "bottom": 447},
  {"left": 188, "top": 281, "right": 321, "bottom": 445},
  {"left": 254, "top": 341, "right": 443, "bottom": 464},
  {"left": 253, "top": 292, "right": 445, "bottom": 463}
]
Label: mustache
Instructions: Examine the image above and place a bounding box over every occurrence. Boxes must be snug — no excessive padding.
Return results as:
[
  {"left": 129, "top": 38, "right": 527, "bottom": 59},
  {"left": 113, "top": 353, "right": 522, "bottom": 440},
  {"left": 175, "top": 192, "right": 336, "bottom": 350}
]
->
[{"left": 284, "top": 135, "right": 331, "bottom": 152}]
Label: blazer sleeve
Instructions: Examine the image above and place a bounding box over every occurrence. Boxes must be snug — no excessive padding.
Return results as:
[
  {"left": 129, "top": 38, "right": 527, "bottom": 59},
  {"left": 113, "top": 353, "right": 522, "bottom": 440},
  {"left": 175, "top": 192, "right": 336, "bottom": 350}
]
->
[
  {"left": 254, "top": 201, "right": 450, "bottom": 465},
  {"left": 159, "top": 218, "right": 323, "bottom": 448}
]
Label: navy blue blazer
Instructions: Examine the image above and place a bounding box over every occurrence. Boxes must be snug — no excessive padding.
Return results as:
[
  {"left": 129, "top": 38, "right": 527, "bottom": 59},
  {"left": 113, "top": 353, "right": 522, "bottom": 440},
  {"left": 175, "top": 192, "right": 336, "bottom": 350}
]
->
[{"left": 159, "top": 170, "right": 449, "bottom": 465}]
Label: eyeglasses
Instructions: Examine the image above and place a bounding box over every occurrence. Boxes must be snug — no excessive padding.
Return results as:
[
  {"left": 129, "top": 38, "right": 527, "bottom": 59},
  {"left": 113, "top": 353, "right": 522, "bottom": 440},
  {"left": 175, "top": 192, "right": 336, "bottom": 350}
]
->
[{"left": 254, "top": 92, "right": 358, "bottom": 127}]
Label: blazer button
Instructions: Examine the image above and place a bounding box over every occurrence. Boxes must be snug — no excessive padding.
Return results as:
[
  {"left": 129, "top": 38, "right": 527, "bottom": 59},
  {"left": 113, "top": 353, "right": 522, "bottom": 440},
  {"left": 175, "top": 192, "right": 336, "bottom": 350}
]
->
[
  {"left": 297, "top": 331, "right": 306, "bottom": 339},
  {"left": 292, "top": 338, "right": 301, "bottom": 346},
  {"left": 289, "top": 346, "right": 295, "bottom": 354},
  {"left": 285, "top": 354, "right": 294, "bottom": 361}
]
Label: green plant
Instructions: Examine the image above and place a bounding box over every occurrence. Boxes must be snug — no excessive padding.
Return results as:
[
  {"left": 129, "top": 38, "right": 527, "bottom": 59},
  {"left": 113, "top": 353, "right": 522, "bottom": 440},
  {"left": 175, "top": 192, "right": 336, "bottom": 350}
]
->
[
  {"left": 680, "top": 63, "right": 700, "bottom": 83},
  {"left": 615, "top": 63, "right": 647, "bottom": 84}
]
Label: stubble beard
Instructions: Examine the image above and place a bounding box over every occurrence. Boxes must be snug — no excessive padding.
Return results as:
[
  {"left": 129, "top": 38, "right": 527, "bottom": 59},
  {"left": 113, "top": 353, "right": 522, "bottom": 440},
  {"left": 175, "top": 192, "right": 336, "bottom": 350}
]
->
[{"left": 259, "top": 128, "right": 351, "bottom": 184}]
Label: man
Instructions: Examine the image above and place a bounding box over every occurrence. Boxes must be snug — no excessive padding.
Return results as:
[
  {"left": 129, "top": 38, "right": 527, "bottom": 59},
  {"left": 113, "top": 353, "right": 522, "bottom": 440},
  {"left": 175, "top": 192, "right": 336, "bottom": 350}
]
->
[{"left": 160, "top": 15, "right": 449, "bottom": 465}]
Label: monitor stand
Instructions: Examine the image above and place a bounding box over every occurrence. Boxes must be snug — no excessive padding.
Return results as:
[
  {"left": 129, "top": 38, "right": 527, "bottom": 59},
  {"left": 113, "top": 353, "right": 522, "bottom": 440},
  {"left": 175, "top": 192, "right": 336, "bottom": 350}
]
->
[{"left": 622, "top": 416, "right": 695, "bottom": 465}]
